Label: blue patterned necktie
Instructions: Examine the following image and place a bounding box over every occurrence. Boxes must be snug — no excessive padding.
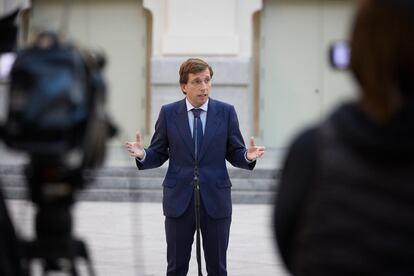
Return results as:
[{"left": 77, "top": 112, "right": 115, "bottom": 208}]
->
[{"left": 191, "top": 108, "right": 204, "bottom": 158}]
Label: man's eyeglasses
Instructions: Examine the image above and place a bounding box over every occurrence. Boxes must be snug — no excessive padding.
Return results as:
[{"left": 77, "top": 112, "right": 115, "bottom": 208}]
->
[{"left": 190, "top": 77, "right": 212, "bottom": 87}]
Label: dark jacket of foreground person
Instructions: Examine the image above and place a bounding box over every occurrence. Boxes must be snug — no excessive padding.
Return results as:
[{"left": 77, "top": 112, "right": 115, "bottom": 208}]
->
[{"left": 275, "top": 102, "right": 414, "bottom": 275}]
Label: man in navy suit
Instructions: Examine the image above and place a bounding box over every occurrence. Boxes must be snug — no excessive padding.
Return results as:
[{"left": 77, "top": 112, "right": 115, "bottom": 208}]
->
[{"left": 125, "top": 58, "right": 265, "bottom": 275}]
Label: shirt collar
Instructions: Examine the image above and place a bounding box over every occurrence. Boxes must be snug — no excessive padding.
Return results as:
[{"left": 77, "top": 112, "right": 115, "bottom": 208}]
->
[{"left": 186, "top": 98, "right": 209, "bottom": 112}]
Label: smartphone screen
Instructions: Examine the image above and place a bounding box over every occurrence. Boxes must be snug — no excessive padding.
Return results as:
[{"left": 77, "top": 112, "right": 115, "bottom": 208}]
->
[{"left": 329, "top": 41, "right": 351, "bottom": 70}]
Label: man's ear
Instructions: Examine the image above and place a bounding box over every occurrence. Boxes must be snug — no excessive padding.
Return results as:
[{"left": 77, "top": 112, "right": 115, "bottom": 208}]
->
[{"left": 180, "top": 84, "right": 187, "bottom": 95}]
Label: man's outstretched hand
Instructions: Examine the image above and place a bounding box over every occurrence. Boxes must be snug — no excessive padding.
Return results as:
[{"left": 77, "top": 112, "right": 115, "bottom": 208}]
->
[
  {"left": 246, "top": 137, "right": 265, "bottom": 161},
  {"left": 125, "top": 131, "right": 145, "bottom": 160}
]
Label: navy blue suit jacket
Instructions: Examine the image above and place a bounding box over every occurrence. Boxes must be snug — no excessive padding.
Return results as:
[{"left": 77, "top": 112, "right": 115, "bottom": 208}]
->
[{"left": 136, "top": 98, "right": 255, "bottom": 219}]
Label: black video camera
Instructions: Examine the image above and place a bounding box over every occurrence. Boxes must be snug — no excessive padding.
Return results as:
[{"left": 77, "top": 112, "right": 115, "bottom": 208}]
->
[
  {"left": 0, "top": 9, "right": 116, "bottom": 275},
  {"left": 3, "top": 31, "right": 110, "bottom": 170}
]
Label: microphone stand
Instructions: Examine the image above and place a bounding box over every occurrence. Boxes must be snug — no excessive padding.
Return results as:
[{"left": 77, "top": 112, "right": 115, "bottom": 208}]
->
[
  {"left": 193, "top": 163, "right": 202, "bottom": 276},
  {"left": 193, "top": 115, "right": 203, "bottom": 276}
]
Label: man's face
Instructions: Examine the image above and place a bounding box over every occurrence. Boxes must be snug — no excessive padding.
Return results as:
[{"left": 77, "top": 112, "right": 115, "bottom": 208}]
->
[{"left": 181, "top": 68, "right": 211, "bottom": 108}]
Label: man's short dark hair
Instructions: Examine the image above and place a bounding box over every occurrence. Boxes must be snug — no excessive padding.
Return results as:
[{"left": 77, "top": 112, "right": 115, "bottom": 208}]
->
[{"left": 179, "top": 58, "right": 213, "bottom": 85}]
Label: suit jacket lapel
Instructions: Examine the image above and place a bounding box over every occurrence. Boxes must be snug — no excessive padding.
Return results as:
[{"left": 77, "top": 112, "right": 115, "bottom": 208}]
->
[
  {"left": 199, "top": 98, "right": 222, "bottom": 162},
  {"left": 174, "top": 99, "right": 195, "bottom": 159}
]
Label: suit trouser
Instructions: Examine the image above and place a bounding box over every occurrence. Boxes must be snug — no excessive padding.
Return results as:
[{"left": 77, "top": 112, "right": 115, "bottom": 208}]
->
[{"left": 165, "top": 195, "right": 231, "bottom": 276}]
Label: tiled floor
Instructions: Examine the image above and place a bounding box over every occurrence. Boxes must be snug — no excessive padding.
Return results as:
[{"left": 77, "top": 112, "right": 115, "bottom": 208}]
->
[{"left": 7, "top": 200, "right": 290, "bottom": 276}]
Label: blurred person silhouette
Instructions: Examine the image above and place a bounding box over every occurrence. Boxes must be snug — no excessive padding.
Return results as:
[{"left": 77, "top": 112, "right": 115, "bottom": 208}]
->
[
  {"left": 0, "top": 8, "right": 24, "bottom": 276},
  {"left": 273, "top": 0, "right": 414, "bottom": 275},
  {"left": 0, "top": 5, "right": 114, "bottom": 275}
]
